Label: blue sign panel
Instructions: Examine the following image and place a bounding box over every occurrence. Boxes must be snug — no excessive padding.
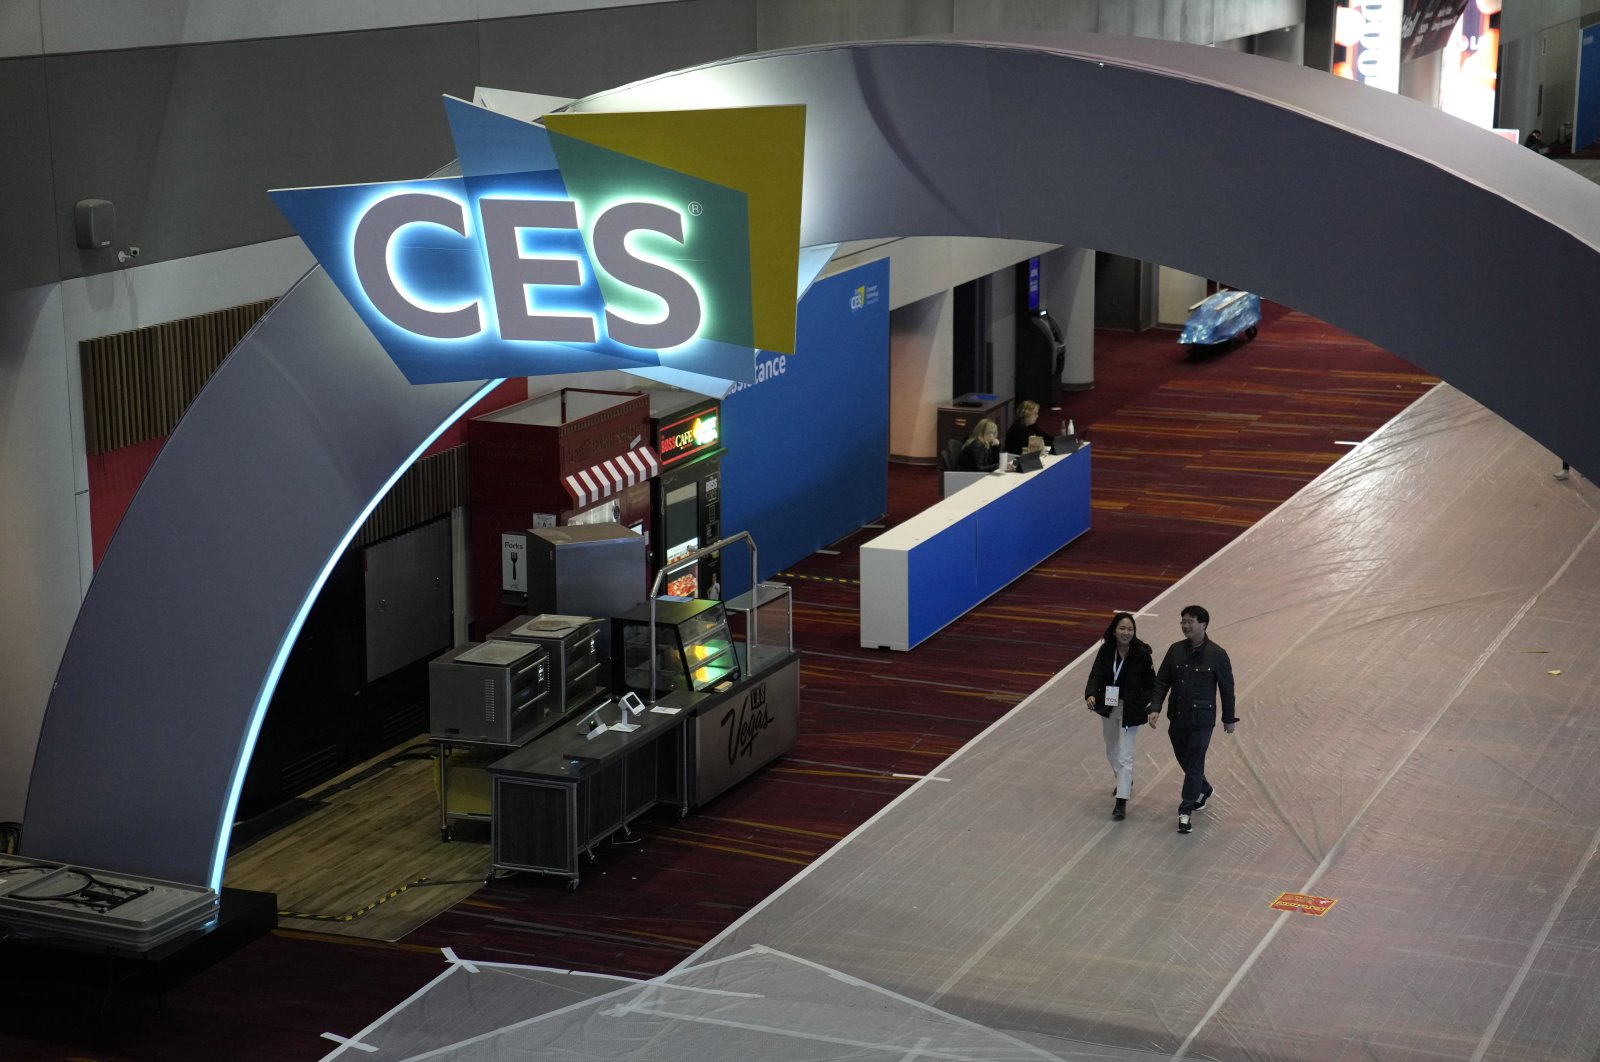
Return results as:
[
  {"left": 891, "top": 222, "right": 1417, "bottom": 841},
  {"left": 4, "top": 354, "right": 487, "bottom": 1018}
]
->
[{"left": 721, "top": 260, "right": 891, "bottom": 597}]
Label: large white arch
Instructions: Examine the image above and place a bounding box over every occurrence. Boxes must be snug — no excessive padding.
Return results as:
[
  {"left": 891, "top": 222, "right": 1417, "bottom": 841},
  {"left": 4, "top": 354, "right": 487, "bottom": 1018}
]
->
[{"left": 25, "top": 35, "right": 1600, "bottom": 889}]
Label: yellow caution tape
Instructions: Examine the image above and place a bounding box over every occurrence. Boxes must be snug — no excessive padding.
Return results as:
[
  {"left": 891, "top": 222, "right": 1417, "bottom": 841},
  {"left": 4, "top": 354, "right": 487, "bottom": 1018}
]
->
[{"left": 279, "top": 877, "right": 430, "bottom": 923}]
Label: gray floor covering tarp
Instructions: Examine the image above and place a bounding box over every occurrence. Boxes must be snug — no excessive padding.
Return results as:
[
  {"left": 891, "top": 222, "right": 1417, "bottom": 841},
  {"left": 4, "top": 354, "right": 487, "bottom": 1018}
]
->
[{"left": 326, "top": 384, "right": 1600, "bottom": 1060}]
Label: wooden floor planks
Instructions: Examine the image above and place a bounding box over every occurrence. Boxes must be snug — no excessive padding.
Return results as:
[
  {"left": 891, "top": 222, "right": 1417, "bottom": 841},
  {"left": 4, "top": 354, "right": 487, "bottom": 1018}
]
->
[{"left": 224, "top": 750, "right": 490, "bottom": 941}]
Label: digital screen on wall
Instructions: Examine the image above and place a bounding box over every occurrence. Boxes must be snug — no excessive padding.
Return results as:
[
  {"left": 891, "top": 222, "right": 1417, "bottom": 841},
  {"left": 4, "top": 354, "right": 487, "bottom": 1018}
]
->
[
  {"left": 1437, "top": 1, "right": 1500, "bottom": 129},
  {"left": 666, "top": 539, "right": 699, "bottom": 598},
  {"left": 665, "top": 484, "right": 700, "bottom": 597},
  {"left": 1333, "top": 1, "right": 1402, "bottom": 93},
  {"left": 1402, "top": 0, "right": 1472, "bottom": 61}
]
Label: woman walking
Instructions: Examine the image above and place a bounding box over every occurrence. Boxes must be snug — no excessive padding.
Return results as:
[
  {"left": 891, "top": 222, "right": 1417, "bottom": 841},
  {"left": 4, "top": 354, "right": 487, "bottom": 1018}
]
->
[{"left": 1084, "top": 612, "right": 1156, "bottom": 820}]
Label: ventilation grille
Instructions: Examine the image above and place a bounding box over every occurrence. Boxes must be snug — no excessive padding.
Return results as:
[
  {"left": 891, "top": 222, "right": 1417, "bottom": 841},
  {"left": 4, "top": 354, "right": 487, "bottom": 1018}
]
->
[
  {"left": 279, "top": 744, "right": 340, "bottom": 801},
  {"left": 80, "top": 299, "right": 467, "bottom": 544},
  {"left": 381, "top": 700, "right": 428, "bottom": 745},
  {"left": 354, "top": 445, "right": 469, "bottom": 548},
  {"left": 79, "top": 298, "right": 277, "bottom": 455},
  {"left": 482, "top": 679, "right": 497, "bottom": 724}
]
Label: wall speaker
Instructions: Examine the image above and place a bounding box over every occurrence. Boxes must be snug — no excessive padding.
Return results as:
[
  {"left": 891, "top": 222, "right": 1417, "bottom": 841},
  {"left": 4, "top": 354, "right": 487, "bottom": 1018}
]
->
[{"left": 74, "top": 199, "right": 116, "bottom": 250}]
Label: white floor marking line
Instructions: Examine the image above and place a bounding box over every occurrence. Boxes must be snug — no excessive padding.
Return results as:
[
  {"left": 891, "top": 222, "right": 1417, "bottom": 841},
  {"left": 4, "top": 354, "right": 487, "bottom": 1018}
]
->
[
  {"left": 439, "top": 946, "right": 477, "bottom": 973},
  {"left": 672, "top": 389, "right": 1455, "bottom": 1016},
  {"left": 927, "top": 784, "right": 1165, "bottom": 1006},
  {"left": 1469, "top": 823, "right": 1600, "bottom": 1061},
  {"left": 318, "top": 965, "right": 460, "bottom": 1061},
  {"left": 756, "top": 945, "right": 1069, "bottom": 1062},
  {"left": 319, "top": 1031, "right": 379, "bottom": 1052},
  {"left": 924, "top": 409, "right": 1464, "bottom": 1009},
  {"left": 619, "top": 1004, "right": 992, "bottom": 1062},
  {"left": 662, "top": 640, "right": 1105, "bottom": 978},
  {"left": 1173, "top": 511, "right": 1600, "bottom": 1060},
  {"left": 393, "top": 948, "right": 765, "bottom": 1062}
]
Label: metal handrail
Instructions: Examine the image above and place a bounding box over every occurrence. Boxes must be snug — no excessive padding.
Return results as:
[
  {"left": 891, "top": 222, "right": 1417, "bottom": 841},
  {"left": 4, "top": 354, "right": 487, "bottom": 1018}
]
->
[{"left": 646, "top": 531, "right": 758, "bottom": 705}]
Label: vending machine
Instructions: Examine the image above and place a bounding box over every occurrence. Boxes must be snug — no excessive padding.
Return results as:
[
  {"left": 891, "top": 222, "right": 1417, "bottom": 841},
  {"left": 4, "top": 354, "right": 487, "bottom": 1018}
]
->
[{"left": 645, "top": 391, "right": 726, "bottom": 598}]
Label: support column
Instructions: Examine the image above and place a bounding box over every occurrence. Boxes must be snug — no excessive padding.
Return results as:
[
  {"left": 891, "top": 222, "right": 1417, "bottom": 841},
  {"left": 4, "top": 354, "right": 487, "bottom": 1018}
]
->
[
  {"left": 889, "top": 290, "right": 953, "bottom": 462},
  {"left": 1044, "top": 246, "right": 1095, "bottom": 391},
  {"left": 1158, "top": 266, "right": 1209, "bottom": 328}
]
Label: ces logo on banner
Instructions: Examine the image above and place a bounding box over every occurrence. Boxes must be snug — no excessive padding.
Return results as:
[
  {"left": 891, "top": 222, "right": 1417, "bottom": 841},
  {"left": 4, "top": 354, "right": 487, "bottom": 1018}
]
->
[{"left": 271, "top": 98, "right": 805, "bottom": 385}]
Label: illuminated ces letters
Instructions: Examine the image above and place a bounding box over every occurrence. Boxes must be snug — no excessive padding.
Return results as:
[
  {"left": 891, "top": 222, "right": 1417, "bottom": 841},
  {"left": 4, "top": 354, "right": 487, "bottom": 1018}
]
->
[
  {"left": 351, "top": 192, "right": 701, "bottom": 348},
  {"left": 271, "top": 100, "right": 805, "bottom": 383}
]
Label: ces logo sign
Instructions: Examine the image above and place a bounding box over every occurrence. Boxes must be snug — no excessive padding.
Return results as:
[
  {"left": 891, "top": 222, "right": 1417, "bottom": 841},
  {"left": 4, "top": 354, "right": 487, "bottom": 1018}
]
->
[
  {"left": 272, "top": 98, "right": 805, "bottom": 385},
  {"left": 350, "top": 191, "right": 700, "bottom": 350}
]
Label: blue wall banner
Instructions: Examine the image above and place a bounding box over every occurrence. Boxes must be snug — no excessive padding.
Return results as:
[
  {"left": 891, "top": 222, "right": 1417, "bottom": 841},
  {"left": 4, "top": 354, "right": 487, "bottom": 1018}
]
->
[
  {"left": 1577, "top": 28, "right": 1600, "bottom": 153},
  {"left": 720, "top": 259, "right": 889, "bottom": 598}
]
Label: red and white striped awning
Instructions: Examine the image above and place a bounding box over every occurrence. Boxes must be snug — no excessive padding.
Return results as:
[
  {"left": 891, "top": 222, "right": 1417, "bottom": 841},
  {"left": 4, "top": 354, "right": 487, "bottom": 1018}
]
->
[{"left": 563, "top": 445, "right": 661, "bottom": 509}]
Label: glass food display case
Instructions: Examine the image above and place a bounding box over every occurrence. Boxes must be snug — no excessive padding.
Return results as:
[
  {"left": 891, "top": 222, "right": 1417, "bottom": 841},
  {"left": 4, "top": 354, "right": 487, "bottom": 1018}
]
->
[{"left": 616, "top": 598, "right": 740, "bottom": 696}]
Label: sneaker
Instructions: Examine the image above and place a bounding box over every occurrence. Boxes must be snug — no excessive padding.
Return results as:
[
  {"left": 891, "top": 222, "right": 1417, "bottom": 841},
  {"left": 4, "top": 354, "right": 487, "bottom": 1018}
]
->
[
  {"left": 1193, "top": 788, "right": 1212, "bottom": 811},
  {"left": 1112, "top": 798, "right": 1126, "bottom": 821},
  {"left": 1178, "top": 813, "right": 1192, "bottom": 834},
  {"left": 1555, "top": 469, "right": 1571, "bottom": 481}
]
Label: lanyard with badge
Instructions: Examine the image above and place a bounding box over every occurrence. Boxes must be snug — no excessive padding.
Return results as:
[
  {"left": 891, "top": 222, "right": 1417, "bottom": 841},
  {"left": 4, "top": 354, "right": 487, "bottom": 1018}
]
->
[{"left": 1104, "top": 652, "right": 1124, "bottom": 709}]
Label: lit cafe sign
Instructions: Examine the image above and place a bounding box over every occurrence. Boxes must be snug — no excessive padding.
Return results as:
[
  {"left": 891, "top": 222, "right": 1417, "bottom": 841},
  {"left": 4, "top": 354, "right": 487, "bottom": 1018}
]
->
[
  {"left": 272, "top": 98, "right": 805, "bottom": 385},
  {"left": 658, "top": 410, "right": 720, "bottom": 465}
]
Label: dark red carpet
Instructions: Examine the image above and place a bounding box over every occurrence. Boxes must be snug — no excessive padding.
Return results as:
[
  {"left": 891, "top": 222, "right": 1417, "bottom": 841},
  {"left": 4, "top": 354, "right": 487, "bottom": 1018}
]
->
[{"left": 0, "top": 304, "right": 1436, "bottom": 1061}]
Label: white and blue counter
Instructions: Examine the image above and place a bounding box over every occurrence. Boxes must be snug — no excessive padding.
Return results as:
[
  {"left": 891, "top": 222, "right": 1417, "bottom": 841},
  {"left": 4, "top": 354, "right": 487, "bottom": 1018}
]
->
[{"left": 859, "top": 444, "right": 1090, "bottom": 651}]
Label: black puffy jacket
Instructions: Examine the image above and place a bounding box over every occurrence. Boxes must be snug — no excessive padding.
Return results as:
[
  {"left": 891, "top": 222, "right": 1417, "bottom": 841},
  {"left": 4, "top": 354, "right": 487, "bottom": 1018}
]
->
[{"left": 1084, "top": 640, "right": 1156, "bottom": 727}]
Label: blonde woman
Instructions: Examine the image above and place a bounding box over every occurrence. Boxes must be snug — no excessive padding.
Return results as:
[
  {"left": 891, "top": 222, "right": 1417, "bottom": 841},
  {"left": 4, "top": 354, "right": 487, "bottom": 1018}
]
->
[
  {"left": 1005, "top": 399, "right": 1054, "bottom": 453},
  {"left": 957, "top": 418, "right": 1000, "bottom": 472}
]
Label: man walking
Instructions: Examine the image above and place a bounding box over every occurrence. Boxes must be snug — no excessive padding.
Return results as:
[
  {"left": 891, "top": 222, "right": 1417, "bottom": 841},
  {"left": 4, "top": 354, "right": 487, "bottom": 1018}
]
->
[{"left": 1149, "top": 605, "right": 1237, "bottom": 834}]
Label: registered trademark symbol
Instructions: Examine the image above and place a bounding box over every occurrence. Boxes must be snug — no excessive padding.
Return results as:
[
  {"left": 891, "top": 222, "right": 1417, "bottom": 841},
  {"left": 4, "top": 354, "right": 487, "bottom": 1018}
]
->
[{"left": 687, "top": 201, "right": 703, "bottom": 216}]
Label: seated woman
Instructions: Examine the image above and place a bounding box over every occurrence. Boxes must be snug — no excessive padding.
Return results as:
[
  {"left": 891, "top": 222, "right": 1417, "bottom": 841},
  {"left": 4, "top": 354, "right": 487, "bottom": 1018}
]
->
[
  {"left": 957, "top": 418, "right": 1001, "bottom": 472},
  {"left": 1004, "top": 399, "right": 1054, "bottom": 454}
]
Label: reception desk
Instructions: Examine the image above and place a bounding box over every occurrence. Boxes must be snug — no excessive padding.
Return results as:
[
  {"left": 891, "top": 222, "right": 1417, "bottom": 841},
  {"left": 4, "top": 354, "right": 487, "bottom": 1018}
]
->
[{"left": 860, "top": 444, "right": 1090, "bottom": 650}]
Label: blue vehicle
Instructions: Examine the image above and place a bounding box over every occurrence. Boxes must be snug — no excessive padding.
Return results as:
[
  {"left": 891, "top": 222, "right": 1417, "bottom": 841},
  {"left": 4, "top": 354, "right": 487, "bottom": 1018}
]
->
[{"left": 1178, "top": 290, "right": 1261, "bottom": 347}]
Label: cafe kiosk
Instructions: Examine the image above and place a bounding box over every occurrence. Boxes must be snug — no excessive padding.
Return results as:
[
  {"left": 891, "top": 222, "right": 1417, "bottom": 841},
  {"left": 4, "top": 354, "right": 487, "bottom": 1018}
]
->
[{"left": 429, "top": 533, "right": 798, "bottom": 891}]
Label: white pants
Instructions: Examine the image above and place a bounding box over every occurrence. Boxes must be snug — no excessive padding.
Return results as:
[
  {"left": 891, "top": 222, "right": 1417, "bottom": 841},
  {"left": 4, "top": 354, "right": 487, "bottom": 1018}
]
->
[{"left": 1102, "top": 704, "right": 1138, "bottom": 800}]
